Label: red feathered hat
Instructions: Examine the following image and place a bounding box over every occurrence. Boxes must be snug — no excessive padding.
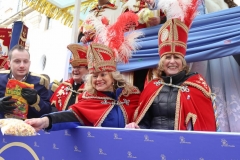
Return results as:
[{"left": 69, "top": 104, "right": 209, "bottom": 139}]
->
[
  {"left": 158, "top": 0, "right": 198, "bottom": 58},
  {"left": 67, "top": 44, "right": 88, "bottom": 67},
  {"left": 87, "top": 12, "right": 143, "bottom": 74}
]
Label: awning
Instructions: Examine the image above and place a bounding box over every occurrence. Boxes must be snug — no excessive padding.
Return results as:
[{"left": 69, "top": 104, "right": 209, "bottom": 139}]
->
[{"left": 23, "top": 0, "right": 117, "bottom": 27}]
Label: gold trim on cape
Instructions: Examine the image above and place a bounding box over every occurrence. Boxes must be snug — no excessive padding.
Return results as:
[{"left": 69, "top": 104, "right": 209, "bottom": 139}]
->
[
  {"left": 135, "top": 85, "right": 163, "bottom": 124},
  {"left": 30, "top": 72, "right": 49, "bottom": 89},
  {"left": 185, "top": 112, "right": 197, "bottom": 126},
  {"left": 31, "top": 95, "right": 40, "bottom": 111}
]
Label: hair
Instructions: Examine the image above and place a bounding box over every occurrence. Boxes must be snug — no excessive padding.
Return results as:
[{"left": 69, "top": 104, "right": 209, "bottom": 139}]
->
[
  {"left": 156, "top": 54, "right": 190, "bottom": 78},
  {"left": 72, "top": 65, "right": 88, "bottom": 69},
  {"left": 224, "top": 0, "right": 238, "bottom": 8},
  {"left": 8, "top": 45, "right": 30, "bottom": 60},
  {"left": 84, "top": 71, "right": 134, "bottom": 96}
]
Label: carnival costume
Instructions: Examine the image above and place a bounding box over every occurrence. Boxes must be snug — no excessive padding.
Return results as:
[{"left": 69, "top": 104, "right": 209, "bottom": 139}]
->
[
  {"left": 50, "top": 44, "right": 87, "bottom": 111},
  {"left": 134, "top": 0, "right": 217, "bottom": 131},
  {"left": 0, "top": 71, "right": 51, "bottom": 118},
  {"left": 78, "top": 2, "right": 121, "bottom": 42},
  {"left": 151, "top": 0, "right": 206, "bottom": 15},
  {"left": 122, "top": 0, "right": 166, "bottom": 29},
  {"left": 44, "top": 12, "right": 143, "bottom": 131}
]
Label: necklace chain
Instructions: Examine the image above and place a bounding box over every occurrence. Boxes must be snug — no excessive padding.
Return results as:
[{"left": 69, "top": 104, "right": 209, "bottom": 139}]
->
[
  {"left": 65, "top": 87, "right": 80, "bottom": 94},
  {"left": 154, "top": 80, "right": 190, "bottom": 92}
]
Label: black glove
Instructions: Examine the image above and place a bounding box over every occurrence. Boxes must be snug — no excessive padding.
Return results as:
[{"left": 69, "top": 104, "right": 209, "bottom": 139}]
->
[
  {"left": 0, "top": 96, "right": 17, "bottom": 114},
  {"left": 21, "top": 88, "right": 38, "bottom": 105}
]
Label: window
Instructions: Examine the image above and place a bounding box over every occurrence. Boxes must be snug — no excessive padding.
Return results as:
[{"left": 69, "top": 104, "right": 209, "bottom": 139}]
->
[
  {"left": 40, "top": 55, "right": 46, "bottom": 71},
  {"left": 46, "top": 17, "right": 53, "bottom": 30}
]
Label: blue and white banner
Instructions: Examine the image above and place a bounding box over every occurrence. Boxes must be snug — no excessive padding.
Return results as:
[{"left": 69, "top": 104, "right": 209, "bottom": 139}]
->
[{"left": 0, "top": 127, "right": 239, "bottom": 160}]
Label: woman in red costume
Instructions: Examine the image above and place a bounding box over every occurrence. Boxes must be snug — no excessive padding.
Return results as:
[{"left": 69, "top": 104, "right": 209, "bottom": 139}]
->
[
  {"left": 126, "top": 0, "right": 217, "bottom": 131},
  {"left": 25, "top": 12, "right": 143, "bottom": 131}
]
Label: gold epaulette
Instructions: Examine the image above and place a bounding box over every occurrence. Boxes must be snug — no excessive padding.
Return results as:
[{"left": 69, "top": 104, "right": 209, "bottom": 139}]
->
[
  {"left": 53, "top": 79, "right": 61, "bottom": 86},
  {"left": 0, "top": 70, "right": 10, "bottom": 74},
  {"left": 51, "top": 83, "right": 59, "bottom": 92},
  {"left": 30, "top": 72, "right": 49, "bottom": 89}
]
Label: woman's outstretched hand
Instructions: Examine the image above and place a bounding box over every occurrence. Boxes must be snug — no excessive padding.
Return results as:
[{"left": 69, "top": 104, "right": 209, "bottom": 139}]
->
[
  {"left": 125, "top": 122, "right": 140, "bottom": 129},
  {"left": 25, "top": 117, "right": 50, "bottom": 132}
]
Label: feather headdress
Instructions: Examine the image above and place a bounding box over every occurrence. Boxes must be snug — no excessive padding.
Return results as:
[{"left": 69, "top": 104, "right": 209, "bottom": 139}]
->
[
  {"left": 88, "top": 12, "right": 144, "bottom": 63},
  {"left": 158, "top": 0, "right": 199, "bottom": 27}
]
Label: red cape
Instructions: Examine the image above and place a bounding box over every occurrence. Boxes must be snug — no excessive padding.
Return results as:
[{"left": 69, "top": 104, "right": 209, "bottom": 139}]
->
[
  {"left": 70, "top": 87, "right": 140, "bottom": 127},
  {"left": 50, "top": 78, "right": 85, "bottom": 111},
  {"left": 134, "top": 74, "right": 216, "bottom": 131}
]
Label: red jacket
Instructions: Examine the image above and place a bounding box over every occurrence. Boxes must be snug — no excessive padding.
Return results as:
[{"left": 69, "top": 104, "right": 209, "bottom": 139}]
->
[
  {"left": 71, "top": 86, "right": 140, "bottom": 126},
  {"left": 50, "top": 78, "right": 85, "bottom": 111},
  {"left": 134, "top": 74, "right": 217, "bottom": 131}
]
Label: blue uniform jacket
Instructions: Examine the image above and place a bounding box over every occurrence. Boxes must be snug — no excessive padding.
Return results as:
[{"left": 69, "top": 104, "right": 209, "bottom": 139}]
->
[{"left": 0, "top": 71, "right": 52, "bottom": 118}]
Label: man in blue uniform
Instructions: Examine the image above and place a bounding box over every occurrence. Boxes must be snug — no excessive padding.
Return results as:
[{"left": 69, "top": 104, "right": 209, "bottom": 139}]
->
[{"left": 0, "top": 45, "right": 51, "bottom": 118}]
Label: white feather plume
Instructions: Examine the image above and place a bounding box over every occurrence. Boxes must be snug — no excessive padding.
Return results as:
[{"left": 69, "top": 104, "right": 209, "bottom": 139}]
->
[
  {"left": 87, "top": 15, "right": 108, "bottom": 45},
  {"left": 158, "top": 0, "right": 195, "bottom": 22},
  {"left": 117, "top": 31, "right": 144, "bottom": 63},
  {"left": 88, "top": 12, "right": 144, "bottom": 63}
]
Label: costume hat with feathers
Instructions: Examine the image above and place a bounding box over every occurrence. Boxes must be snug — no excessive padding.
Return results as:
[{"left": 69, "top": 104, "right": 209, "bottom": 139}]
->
[
  {"left": 158, "top": 0, "right": 199, "bottom": 57},
  {"left": 86, "top": 12, "right": 144, "bottom": 74}
]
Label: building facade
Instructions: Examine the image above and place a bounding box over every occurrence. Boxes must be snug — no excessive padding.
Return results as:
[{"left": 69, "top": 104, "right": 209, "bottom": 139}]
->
[{"left": 0, "top": 0, "right": 72, "bottom": 82}]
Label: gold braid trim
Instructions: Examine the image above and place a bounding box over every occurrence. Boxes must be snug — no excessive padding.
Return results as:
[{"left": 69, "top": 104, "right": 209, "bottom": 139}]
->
[
  {"left": 62, "top": 81, "right": 72, "bottom": 86},
  {"left": 135, "top": 85, "right": 163, "bottom": 124},
  {"left": 95, "top": 104, "right": 115, "bottom": 127},
  {"left": 53, "top": 80, "right": 61, "bottom": 85},
  {"left": 0, "top": 70, "right": 10, "bottom": 74},
  {"left": 133, "top": 105, "right": 139, "bottom": 122},
  {"left": 182, "top": 82, "right": 211, "bottom": 98},
  {"left": 30, "top": 72, "right": 49, "bottom": 89},
  {"left": 175, "top": 19, "right": 189, "bottom": 33},
  {"left": 70, "top": 109, "right": 85, "bottom": 126},
  {"left": 30, "top": 95, "right": 40, "bottom": 111},
  {"left": 82, "top": 91, "right": 113, "bottom": 100},
  {"left": 118, "top": 92, "right": 128, "bottom": 124},
  {"left": 185, "top": 112, "right": 197, "bottom": 126},
  {"left": 174, "top": 90, "right": 181, "bottom": 130},
  {"left": 159, "top": 41, "right": 187, "bottom": 48},
  {"left": 51, "top": 83, "right": 59, "bottom": 92}
]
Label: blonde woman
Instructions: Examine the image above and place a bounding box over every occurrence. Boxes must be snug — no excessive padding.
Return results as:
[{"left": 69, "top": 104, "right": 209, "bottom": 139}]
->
[
  {"left": 25, "top": 43, "right": 140, "bottom": 131},
  {"left": 126, "top": 0, "right": 217, "bottom": 131}
]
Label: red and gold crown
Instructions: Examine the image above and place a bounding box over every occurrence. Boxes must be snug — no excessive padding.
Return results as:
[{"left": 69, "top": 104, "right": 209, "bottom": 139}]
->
[
  {"left": 158, "top": 0, "right": 198, "bottom": 58},
  {"left": 67, "top": 44, "right": 88, "bottom": 67},
  {"left": 0, "top": 55, "right": 8, "bottom": 69},
  {"left": 87, "top": 43, "right": 116, "bottom": 74},
  {"left": 86, "top": 12, "right": 143, "bottom": 73}
]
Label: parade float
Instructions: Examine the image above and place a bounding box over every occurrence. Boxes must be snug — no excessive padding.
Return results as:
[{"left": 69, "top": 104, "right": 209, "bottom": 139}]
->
[{"left": 0, "top": 0, "right": 240, "bottom": 159}]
